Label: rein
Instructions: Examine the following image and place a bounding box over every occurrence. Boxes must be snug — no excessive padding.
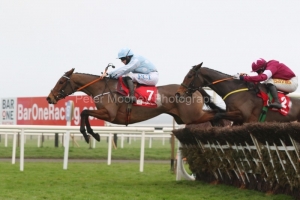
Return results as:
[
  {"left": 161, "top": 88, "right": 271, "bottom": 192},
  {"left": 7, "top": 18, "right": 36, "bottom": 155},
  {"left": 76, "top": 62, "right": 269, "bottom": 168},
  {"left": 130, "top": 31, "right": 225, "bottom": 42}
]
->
[
  {"left": 211, "top": 77, "right": 234, "bottom": 85},
  {"left": 56, "top": 72, "right": 115, "bottom": 101},
  {"left": 182, "top": 68, "right": 249, "bottom": 100},
  {"left": 208, "top": 77, "right": 249, "bottom": 100},
  {"left": 77, "top": 73, "right": 107, "bottom": 91}
]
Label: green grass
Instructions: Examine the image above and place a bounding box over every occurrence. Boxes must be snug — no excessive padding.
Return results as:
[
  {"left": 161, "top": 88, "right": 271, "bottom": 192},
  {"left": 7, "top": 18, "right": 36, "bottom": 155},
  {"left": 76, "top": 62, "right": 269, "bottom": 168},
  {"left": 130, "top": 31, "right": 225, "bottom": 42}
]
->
[
  {"left": 0, "top": 136, "right": 294, "bottom": 199},
  {"left": 0, "top": 136, "right": 175, "bottom": 160},
  {"left": 0, "top": 162, "right": 293, "bottom": 200}
]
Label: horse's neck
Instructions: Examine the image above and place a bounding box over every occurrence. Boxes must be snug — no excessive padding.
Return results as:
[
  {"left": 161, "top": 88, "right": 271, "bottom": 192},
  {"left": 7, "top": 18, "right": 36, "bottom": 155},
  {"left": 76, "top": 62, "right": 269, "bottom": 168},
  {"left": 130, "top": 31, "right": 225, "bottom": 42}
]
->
[
  {"left": 203, "top": 68, "right": 247, "bottom": 97},
  {"left": 73, "top": 74, "right": 117, "bottom": 97}
]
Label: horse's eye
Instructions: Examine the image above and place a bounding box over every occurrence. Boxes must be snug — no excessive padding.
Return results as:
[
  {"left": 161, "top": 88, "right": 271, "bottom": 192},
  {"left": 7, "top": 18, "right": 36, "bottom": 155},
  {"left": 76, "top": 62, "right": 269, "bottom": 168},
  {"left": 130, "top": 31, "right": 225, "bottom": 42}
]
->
[
  {"left": 59, "top": 81, "right": 63, "bottom": 84},
  {"left": 187, "top": 75, "right": 193, "bottom": 78}
]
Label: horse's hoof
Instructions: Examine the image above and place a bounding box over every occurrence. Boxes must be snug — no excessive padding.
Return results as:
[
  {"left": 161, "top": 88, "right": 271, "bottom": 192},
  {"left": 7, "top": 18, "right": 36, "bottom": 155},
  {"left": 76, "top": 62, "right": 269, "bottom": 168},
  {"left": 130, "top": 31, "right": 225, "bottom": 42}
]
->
[
  {"left": 94, "top": 133, "right": 100, "bottom": 142},
  {"left": 84, "top": 135, "right": 90, "bottom": 144}
]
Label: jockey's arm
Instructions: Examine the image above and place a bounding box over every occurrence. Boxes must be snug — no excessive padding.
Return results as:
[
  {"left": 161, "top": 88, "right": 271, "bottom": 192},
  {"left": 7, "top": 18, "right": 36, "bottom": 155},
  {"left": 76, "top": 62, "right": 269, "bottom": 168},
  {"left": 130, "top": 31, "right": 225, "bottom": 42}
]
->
[
  {"left": 242, "top": 73, "right": 268, "bottom": 82},
  {"left": 110, "top": 58, "right": 140, "bottom": 78}
]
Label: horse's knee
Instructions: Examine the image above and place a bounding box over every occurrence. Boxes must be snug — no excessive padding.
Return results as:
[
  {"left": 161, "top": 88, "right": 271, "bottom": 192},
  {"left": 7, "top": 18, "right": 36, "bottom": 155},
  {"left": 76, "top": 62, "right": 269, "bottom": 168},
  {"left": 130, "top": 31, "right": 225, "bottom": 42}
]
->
[
  {"left": 80, "top": 127, "right": 86, "bottom": 134},
  {"left": 80, "top": 109, "right": 89, "bottom": 117},
  {"left": 214, "top": 113, "right": 223, "bottom": 120}
]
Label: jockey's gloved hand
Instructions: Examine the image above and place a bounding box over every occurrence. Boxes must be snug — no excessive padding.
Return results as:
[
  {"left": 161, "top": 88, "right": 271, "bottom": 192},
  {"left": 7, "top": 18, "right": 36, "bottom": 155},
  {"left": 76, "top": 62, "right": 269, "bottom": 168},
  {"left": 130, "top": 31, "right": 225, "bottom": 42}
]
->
[
  {"left": 232, "top": 73, "right": 241, "bottom": 79},
  {"left": 109, "top": 74, "right": 118, "bottom": 79},
  {"left": 232, "top": 73, "right": 245, "bottom": 80}
]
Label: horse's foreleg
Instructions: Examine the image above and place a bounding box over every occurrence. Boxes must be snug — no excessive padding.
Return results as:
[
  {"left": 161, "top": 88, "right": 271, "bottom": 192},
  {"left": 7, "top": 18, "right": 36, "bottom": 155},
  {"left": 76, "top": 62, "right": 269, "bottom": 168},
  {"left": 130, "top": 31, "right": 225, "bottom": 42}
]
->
[
  {"left": 80, "top": 110, "right": 91, "bottom": 143},
  {"left": 85, "top": 117, "right": 100, "bottom": 142},
  {"left": 81, "top": 108, "right": 112, "bottom": 143},
  {"left": 188, "top": 111, "right": 216, "bottom": 124},
  {"left": 214, "top": 110, "right": 244, "bottom": 123}
]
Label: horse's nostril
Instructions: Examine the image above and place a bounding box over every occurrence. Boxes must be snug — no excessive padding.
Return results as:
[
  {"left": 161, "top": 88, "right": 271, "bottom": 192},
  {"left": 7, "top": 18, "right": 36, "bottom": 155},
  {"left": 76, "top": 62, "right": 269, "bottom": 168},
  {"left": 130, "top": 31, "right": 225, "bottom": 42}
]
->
[{"left": 46, "top": 97, "right": 53, "bottom": 104}]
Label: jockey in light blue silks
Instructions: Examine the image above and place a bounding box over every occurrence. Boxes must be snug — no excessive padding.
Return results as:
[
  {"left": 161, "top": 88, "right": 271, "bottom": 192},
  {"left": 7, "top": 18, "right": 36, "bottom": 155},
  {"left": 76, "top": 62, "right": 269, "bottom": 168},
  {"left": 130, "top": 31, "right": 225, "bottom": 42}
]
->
[{"left": 109, "top": 47, "right": 159, "bottom": 103}]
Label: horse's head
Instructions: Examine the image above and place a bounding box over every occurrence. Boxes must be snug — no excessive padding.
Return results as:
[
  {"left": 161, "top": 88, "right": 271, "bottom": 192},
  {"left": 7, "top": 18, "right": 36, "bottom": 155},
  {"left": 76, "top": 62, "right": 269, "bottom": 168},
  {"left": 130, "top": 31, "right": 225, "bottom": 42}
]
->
[
  {"left": 47, "top": 68, "right": 76, "bottom": 104},
  {"left": 175, "top": 62, "right": 204, "bottom": 99}
]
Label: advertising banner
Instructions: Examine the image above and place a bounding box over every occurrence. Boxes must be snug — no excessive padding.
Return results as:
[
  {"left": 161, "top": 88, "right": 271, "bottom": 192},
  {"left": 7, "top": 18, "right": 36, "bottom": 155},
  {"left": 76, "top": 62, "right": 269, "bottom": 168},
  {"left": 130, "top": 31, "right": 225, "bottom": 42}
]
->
[{"left": 0, "top": 95, "right": 105, "bottom": 126}]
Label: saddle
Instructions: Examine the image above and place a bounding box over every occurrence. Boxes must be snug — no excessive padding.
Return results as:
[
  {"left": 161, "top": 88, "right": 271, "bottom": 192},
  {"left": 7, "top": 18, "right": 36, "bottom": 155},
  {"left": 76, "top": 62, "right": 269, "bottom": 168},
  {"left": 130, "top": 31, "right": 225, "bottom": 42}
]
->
[
  {"left": 116, "top": 77, "right": 157, "bottom": 108},
  {"left": 256, "top": 84, "right": 291, "bottom": 116}
]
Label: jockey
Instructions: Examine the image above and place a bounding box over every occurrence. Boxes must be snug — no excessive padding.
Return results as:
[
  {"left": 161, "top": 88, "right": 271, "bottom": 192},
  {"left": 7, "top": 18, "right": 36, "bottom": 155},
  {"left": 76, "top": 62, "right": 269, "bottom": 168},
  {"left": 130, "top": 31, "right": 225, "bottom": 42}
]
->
[
  {"left": 235, "top": 58, "right": 298, "bottom": 109},
  {"left": 109, "top": 47, "right": 159, "bottom": 103}
]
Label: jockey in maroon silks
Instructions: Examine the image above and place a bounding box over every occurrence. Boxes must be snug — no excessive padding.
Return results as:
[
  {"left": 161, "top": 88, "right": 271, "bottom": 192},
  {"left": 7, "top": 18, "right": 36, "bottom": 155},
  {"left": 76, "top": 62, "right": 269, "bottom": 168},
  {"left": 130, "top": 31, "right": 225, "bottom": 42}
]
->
[{"left": 234, "top": 58, "right": 298, "bottom": 109}]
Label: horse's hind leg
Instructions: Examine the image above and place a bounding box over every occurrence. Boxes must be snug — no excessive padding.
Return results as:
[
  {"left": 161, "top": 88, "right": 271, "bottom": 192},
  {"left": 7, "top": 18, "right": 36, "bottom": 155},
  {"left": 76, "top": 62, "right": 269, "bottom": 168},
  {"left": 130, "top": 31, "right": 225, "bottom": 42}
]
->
[
  {"left": 85, "top": 116, "right": 100, "bottom": 142},
  {"left": 80, "top": 110, "right": 91, "bottom": 143}
]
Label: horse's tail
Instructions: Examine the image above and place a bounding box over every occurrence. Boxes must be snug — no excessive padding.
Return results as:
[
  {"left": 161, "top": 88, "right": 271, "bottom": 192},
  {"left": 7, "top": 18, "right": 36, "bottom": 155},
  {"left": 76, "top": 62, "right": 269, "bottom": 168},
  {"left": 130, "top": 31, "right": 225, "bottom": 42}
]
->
[{"left": 197, "top": 87, "right": 226, "bottom": 113}]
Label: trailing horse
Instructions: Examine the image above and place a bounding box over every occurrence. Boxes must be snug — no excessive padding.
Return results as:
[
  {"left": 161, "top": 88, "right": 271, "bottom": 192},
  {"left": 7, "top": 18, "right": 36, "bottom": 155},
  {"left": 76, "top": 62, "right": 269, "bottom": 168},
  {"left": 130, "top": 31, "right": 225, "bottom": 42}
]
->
[
  {"left": 175, "top": 63, "right": 300, "bottom": 125},
  {"left": 46, "top": 67, "right": 226, "bottom": 143}
]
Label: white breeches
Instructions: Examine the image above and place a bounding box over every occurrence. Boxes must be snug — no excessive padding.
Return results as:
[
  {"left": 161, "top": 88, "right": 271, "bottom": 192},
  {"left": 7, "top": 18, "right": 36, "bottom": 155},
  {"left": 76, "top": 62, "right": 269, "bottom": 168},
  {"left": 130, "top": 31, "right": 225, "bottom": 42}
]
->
[
  {"left": 264, "top": 76, "right": 298, "bottom": 93},
  {"left": 123, "top": 72, "right": 159, "bottom": 85}
]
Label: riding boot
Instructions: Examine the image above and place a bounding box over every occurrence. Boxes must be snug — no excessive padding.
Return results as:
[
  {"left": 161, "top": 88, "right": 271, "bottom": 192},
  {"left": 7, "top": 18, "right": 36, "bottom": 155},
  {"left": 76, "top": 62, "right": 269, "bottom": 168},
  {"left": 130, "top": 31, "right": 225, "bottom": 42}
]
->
[
  {"left": 267, "top": 83, "right": 282, "bottom": 109},
  {"left": 124, "top": 77, "right": 137, "bottom": 103}
]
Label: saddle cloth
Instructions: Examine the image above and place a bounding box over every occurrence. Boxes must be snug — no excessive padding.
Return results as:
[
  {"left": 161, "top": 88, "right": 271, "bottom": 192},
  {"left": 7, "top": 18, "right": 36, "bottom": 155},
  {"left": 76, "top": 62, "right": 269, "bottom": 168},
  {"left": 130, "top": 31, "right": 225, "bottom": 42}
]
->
[
  {"left": 257, "top": 91, "right": 291, "bottom": 116},
  {"left": 117, "top": 77, "right": 158, "bottom": 108}
]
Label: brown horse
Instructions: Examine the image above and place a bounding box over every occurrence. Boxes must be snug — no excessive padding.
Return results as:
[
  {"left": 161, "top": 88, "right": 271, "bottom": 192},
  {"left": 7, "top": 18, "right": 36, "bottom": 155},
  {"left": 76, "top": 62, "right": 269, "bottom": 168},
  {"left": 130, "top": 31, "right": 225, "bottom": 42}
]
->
[
  {"left": 46, "top": 67, "right": 226, "bottom": 143},
  {"left": 175, "top": 63, "right": 300, "bottom": 125}
]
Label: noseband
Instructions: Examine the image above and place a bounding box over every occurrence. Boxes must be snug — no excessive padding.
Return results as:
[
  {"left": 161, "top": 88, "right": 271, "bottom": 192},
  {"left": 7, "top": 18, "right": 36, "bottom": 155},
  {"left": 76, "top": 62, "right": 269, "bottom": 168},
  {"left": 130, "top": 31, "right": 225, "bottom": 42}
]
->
[{"left": 51, "top": 75, "right": 76, "bottom": 100}]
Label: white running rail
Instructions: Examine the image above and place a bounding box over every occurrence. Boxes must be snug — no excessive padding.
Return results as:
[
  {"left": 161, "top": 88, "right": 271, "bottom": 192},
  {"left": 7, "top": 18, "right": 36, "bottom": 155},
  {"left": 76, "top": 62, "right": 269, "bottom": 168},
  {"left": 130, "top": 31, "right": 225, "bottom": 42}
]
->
[{"left": 0, "top": 125, "right": 173, "bottom": 172}]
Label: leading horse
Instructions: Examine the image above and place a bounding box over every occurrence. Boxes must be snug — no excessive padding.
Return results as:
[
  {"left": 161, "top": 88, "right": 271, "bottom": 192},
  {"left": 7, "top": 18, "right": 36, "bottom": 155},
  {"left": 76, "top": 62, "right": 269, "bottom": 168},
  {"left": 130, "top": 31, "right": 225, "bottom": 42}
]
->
[
  {"left": 47, "top": 67, "right": 226, "bottom": 143},
  {"left": 176, "top": 63, "right": 300, "bottom": 125}
]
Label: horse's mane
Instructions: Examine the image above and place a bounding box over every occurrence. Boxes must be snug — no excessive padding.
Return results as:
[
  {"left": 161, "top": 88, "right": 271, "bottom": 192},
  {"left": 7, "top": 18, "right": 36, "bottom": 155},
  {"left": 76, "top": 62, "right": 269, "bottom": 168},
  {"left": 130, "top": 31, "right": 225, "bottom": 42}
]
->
[
  {"left": 199, "top": 66, "right": 261, "bottom": 92},
  {"left": 75, "top": 72, "right": 114, "bottom": 79},
  {"left": 74, "top": 72, "right": 100, "bottom": 77},
  {"left": 201, "top": 67, "right": 232, "bottom": 77}
]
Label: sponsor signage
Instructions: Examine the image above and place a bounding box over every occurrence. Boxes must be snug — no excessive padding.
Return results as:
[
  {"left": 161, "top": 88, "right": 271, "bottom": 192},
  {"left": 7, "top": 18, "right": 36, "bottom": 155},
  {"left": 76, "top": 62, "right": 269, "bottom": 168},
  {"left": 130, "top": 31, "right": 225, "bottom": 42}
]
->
[
  {"left": 0, "top": 95, "right": 104, "bottom": 126},
  {"left": 1, "top": 98, "right": 17, "bottom": 125}
]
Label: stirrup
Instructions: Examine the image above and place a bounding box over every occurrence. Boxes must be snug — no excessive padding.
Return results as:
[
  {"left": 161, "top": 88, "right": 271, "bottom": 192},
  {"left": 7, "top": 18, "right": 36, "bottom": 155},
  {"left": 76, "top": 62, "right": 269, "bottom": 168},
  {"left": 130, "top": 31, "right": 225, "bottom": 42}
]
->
[{"left": 268, "top": 102, "right": 282, "bottom": 109}]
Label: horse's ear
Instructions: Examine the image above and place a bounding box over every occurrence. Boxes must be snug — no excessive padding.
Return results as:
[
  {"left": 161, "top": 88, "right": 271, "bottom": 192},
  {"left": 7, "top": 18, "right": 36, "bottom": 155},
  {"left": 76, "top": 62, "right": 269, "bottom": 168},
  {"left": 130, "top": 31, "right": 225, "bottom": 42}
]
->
[
  {"left": 194, "top": 62, "right": 203, "bottom": 70},
  {"left": 65, "top": 68, "right": 75, "bottom": 76}
]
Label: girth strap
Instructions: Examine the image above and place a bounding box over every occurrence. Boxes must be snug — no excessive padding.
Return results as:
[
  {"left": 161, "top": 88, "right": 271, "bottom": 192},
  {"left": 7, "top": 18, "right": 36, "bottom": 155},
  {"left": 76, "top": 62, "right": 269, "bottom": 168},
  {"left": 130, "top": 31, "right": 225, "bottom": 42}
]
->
[
  {"left": 126, "top": 103, "right": 132, "bottom": 126},
  {"left": 258, "top": 92, "right": 273, "bottom": 122}
]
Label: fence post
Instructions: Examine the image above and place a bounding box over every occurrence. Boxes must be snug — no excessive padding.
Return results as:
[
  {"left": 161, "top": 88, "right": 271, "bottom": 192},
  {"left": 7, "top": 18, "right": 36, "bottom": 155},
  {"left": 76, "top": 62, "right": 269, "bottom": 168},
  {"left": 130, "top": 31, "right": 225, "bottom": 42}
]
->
[
  {"left": 41, "top": 133, "right": 44, "bottom": 147},
  {"left": 140, "top": 131, "right": 145, "bottom": 172},
  {"left": 113, "top": 133, "right": 118, "bottom": 147},
  {"left": 17, "top": 132, "right": 20, "bottom": 148},
  {"left": 170, "top": 118, "right": 176, "bottom": 172},
  {"left": 54, "top": 133, "right": 59, "bottom": 147}
]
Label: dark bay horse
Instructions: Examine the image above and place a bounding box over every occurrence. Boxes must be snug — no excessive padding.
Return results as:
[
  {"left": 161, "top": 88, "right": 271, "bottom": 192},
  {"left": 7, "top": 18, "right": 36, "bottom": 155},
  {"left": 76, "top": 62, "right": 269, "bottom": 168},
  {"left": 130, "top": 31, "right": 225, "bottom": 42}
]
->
[
  {"left": 175, "top": 63, "right": 300, "bottom": 125},
  {"left": 46, "top": 68, "right": 226, "bottom": 143}
]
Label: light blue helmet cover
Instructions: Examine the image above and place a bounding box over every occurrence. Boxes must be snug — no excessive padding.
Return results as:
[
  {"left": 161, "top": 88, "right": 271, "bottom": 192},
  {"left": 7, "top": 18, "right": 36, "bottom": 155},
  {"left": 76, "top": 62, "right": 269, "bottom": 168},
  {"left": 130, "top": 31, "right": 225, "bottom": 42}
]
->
[{"left": 117, "top": 47, "right": 134, "bottom": 59}]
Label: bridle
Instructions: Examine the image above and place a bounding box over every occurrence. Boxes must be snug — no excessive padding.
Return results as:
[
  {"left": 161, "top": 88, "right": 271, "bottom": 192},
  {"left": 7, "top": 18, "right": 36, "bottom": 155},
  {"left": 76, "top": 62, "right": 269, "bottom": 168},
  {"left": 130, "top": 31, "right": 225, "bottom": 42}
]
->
[
  {"left": 180, "top": 68, "right": 240, "bottom": 99},
  {"left": 51, "top": 75, "right": 76, "bottom": 101},
  {"left": 180, "top": 68, "right": 201, "bottom": 96},
  {"left": 52, "top": 74, "right": 118, "bottom": 104}
]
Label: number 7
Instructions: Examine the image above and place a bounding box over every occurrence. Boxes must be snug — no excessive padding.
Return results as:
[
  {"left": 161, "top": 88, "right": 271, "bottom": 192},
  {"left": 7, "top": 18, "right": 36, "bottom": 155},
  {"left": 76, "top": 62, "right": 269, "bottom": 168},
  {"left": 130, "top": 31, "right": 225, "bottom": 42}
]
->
[{"left": 146, "top": 90, "right": 154, "bottom": 101}]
